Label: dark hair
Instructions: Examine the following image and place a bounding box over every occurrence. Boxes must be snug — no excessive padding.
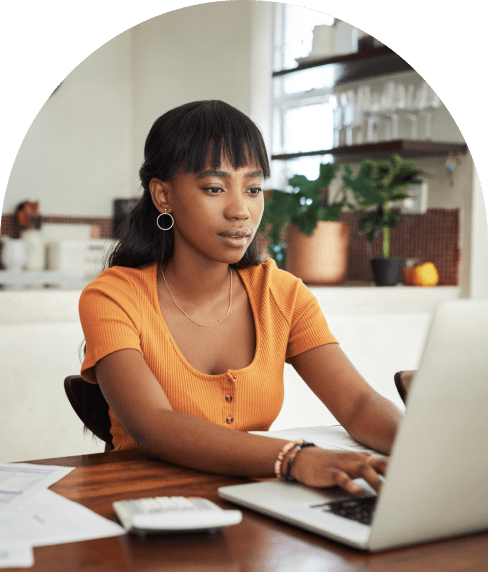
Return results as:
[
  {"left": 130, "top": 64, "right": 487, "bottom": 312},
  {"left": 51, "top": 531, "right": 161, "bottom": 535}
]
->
[{"left": 107, "top": 100, "right": 270, "bottom": 270}]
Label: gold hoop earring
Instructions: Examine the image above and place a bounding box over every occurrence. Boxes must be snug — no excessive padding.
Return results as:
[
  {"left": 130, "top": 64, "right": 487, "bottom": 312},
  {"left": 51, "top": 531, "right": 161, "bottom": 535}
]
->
[{"left": 156, "top": 209, "right": 174, "bottom": 231}]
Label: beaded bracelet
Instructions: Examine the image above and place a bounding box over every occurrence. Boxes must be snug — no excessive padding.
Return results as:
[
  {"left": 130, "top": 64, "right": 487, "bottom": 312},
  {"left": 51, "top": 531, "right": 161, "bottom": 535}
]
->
[
  {"left": 284, "top": 442, "right": 316, "bottom": 482},
  {"left": 274, "top": 440, "right": 306, "bottom": 480}
]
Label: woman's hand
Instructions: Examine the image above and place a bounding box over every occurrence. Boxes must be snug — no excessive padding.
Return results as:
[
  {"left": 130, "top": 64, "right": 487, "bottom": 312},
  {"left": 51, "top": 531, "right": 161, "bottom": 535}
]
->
[{"left": 290, "top": 447, "right": 388, "bottom": 494}]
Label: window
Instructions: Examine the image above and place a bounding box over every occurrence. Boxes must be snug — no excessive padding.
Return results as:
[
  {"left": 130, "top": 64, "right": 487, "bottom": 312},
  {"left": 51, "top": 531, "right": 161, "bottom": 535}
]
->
[{"left": 271, "top": 4, "right": 336, "bottom": 188}]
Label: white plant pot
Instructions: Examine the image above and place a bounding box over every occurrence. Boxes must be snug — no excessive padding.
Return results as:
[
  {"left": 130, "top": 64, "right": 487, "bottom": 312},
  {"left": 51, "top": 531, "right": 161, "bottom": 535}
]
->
[
  {"left": 1, "top": 237, "right": 27, "bottom": 271},
  {"left": 21, "top": 229, "right": 46, "bottom": 271}
]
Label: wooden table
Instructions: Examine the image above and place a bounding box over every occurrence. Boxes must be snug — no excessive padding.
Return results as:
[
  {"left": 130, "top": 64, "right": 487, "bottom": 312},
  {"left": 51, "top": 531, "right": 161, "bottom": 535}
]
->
[{"left": 12, "top": 450, "right": 488, "bottom": 572}]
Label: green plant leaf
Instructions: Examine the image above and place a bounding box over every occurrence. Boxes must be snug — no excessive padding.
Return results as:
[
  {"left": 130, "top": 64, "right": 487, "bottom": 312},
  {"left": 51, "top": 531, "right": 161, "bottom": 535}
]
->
[{"left": 320, "top": 201, "right": 344, "bottom": 222}]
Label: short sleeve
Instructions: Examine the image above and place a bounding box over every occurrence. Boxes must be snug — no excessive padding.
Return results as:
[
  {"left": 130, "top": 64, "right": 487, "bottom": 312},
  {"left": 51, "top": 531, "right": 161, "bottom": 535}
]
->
[
  {"left": 79, "top": 269, "right": 143, "bottom": 383},
  {"left": 285, "top": 281, "right": 338, "bottom": 362}
]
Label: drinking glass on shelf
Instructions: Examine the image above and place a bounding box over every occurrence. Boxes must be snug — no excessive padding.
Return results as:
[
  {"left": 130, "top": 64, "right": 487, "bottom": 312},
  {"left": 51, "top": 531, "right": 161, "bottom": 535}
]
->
[
  {"left": 367, "top": 91, "right": 381, "bottom": 142},
  {"left": 380, "top": 81, "right": 395, "bottom": 140},
  {"left": 378, "top": 80, "right": 407, "bottom": 140},
  {"left": 405, "top": 83, "right": 419, "bottom": 139},
  {"left": 331, "top": 94, "right": 343, "bottom": 148},
  {"left": 357, "top": 84, "right": 381, "bottom": 143},
  {"left": 352, "top": 99, "right": 364, "bottom": 145},
  {"left": 356, "top": 84, "right": 371, "bottom": 144},
  {"left": 392, "top": 82, "right": 407, "bottom": 139},
  {"left": 415, "top": 81, "right": 429, "bottom": 139},
  {"left": 340, "top": 90, "right": 356, "bottom": 146},
  {"left": 423, "top": 85, "right": 441, "bottom": 140},
  {"left": 382, "top": 81, "right": 406, "bottom": 139}
]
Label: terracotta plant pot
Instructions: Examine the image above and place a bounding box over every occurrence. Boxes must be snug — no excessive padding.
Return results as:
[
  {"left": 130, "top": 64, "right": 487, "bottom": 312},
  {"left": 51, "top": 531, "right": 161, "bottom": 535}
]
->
[{"left": 286, "top": 222, "right": 350, "bottom": 284}]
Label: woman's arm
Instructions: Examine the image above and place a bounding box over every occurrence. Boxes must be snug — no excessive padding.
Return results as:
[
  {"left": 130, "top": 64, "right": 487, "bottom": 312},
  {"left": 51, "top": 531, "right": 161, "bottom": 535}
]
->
[
  {"left": 288, "top": 344, "right": 403, "bottom": 455},
  {"left": 95, "top": 348, "right": 387, "bottom": 493}
]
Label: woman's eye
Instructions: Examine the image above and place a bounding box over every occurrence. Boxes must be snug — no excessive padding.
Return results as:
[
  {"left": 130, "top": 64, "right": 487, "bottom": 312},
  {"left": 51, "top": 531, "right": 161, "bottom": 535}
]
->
[
  {"left": 204, "top": 187, "right": 223, "bottom": 194},
  {"left": 247, "top": 187, "right": 262, "bottom": 195}
]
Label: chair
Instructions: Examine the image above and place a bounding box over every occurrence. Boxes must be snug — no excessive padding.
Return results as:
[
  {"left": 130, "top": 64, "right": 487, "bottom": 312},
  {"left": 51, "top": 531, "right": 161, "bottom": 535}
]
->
[
  {"left": 64, "top": 375, "right": 113, "bottom": 452},
  {"left": 394, "top": 370, "right": 415, "bottom": 404}
]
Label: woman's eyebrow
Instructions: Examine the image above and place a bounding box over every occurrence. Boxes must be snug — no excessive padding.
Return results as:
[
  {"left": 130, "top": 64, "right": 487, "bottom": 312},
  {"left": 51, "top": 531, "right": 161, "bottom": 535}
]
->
[
  {"left": 195, "top": 169, "right": 263, "bottom": 179},
  {"left": 195, "top": 170, "right": 229, "bottom": 179},
  {"left": 245, "top": 170, "right": 264, "bottom": 178}
]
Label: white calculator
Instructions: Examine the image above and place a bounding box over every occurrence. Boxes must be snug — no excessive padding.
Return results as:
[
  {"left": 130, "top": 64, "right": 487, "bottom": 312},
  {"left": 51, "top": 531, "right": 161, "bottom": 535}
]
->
[{"left": 113, "top": 496, "right": 242, "bottom": 535}]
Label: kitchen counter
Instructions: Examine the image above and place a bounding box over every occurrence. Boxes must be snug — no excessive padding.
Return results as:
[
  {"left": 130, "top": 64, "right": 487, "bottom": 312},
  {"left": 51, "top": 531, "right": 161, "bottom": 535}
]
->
[
  {"left": 309, "top": 284, "right": 461, "bottom": 314},
  {"left": 0, "top": 283, "right": 461, "bottom": 324},
  {"left": 0, "top": 288, "right": 84, "bottom": 323}
]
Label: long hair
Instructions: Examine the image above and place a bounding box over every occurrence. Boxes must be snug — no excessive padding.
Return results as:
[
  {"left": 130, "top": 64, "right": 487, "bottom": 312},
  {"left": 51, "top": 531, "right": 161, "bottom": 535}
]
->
[{"left": 107, "top": 100, "right": 270, "bottom": 270}]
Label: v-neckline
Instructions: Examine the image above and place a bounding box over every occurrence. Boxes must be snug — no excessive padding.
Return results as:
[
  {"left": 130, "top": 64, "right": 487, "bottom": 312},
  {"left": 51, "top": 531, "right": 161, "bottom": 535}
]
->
[{"left": 152, "top": 262, "right": 260, "bottom": 379}]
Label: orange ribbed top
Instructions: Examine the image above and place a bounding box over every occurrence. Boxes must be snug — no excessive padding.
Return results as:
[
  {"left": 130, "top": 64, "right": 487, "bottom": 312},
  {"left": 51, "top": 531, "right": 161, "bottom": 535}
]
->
[{"left": 79, "top": 259, "right": 338, "bottom": 451}]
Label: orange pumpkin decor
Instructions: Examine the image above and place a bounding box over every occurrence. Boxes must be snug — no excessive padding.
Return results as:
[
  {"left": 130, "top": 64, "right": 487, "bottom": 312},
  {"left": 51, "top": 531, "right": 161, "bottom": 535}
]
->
[{"left": 404, "top": 262, "right": 439, "bottom": 287}]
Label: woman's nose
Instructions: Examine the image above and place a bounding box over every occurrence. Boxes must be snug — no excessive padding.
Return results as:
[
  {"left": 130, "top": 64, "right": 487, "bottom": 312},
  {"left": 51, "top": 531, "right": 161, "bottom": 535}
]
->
[{"left": 224, "top": 194, "right": 249, "bottom": 220}]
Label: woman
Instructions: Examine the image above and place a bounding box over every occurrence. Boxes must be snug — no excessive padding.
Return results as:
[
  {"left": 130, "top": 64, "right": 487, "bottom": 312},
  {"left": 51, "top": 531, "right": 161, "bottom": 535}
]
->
[{"left": 80, "top": 100, "right": 402, "bottom": 494}]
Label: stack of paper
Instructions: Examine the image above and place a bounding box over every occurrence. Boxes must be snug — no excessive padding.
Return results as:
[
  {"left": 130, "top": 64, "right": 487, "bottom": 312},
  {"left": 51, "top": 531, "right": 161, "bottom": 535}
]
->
[
  {"left": 251, "top": 425, "right": 379, "bottom": 454},
  {"left": 0, "top": 463, "right": 124, "bottom": 568}
]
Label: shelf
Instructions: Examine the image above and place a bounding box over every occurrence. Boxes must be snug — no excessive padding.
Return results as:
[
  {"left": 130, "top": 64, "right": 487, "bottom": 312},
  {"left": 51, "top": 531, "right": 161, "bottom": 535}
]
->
[
  {"left": 271, "top": 140, "right": 468, "bottom": 162},
  {"left": 273, "top": 46, "right": 412, "bottom": 86}
]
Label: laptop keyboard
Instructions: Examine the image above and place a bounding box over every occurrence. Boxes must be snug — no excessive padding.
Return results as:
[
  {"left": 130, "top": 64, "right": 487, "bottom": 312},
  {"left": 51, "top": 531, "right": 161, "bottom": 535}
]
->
[{"left": 312, "top": 496, "right": 378, "bottom": 526}]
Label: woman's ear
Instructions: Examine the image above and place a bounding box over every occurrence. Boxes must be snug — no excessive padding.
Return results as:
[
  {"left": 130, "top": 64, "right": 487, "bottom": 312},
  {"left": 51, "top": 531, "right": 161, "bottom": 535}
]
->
[{"left": 149, "top": 178, "right": 171, "bottom": 213}]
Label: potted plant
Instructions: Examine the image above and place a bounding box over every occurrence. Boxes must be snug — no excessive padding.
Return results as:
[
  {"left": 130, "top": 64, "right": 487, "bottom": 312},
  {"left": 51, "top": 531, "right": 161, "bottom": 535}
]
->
[
  {"left": 342, "top": 154, "right": 427, "bottom": 286},
  {"left": 258, "top": 163, "right": 353, "bottom": 284}
]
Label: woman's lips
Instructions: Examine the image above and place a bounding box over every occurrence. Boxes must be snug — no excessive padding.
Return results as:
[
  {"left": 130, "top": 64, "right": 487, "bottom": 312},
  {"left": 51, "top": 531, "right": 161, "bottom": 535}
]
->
[
  {"left": 218, "top": 235, "right": 250, "bottom": 247},
  {"left": 218, "top": 227, "right": 252, "bottom": 247}
]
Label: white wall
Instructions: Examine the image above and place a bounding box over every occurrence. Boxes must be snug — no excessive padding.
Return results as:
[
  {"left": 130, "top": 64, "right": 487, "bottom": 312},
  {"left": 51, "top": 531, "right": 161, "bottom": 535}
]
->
[
  {"left": 130, "top": 2, "right": 253, "bottom": 190},
  {"left": 4, "top": 31, "right": 133, "bottom": 216},
  {"left": 470, "top": 169, "right": 488, "bottom": 299},
  {"left": 249, "top": 1, "right": 274, "bottom": 155},
  {"left": 3, "top": 2, "right": 254, "bottom": 217}
]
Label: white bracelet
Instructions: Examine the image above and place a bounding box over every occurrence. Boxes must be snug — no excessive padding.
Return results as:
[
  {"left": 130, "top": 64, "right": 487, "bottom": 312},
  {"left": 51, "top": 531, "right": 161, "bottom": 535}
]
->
[{"left": 274, "top": 440, "right": 305, "bottom": 480}]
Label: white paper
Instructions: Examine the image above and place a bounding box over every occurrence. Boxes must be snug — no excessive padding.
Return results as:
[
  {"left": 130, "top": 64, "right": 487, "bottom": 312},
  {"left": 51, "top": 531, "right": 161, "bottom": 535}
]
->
[
  {"left": 251, "top": 425, "right": 380, "bottom": 454},
  {"left": 0, "top": 489, "right": 124, "bottom": 547},
  {"left": 0, "top": 464, "right": 74, "bottom": 510},
  {"left": 0, "top": 544, "right": 34, "bottom": 568}
]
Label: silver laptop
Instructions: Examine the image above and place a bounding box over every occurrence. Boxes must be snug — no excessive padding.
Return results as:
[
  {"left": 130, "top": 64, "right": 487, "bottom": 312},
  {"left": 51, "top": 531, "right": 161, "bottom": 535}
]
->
[{"left": 219, "top": 300, "right": 488, "bottom": 551}]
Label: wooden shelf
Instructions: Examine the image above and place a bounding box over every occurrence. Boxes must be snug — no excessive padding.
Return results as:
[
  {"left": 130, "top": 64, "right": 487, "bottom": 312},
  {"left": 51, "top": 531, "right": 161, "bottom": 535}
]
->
[
  {"left": 271, "top": 140, "right": 468, "bottom": 162},
  {"left": 273, "top": 46, "right": 412, "bottom": 86}
]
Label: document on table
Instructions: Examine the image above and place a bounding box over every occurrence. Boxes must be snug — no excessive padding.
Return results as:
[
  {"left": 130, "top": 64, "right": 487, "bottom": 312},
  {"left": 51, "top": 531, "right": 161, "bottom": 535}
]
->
[
  {"left": 250, "top": 425, "right": 380, "bottom": 454},
  {"left": 0, "top": 489, "right": 124, "bottom": 548},
  {"left": 0, "top": 544, "right": 34, "bottom": 569},
  {"left": 0, "top": 463, "right": 74, "bottom": 510},
  {"left": 0, "top": 462, "right": 125, "bottom": 567}
]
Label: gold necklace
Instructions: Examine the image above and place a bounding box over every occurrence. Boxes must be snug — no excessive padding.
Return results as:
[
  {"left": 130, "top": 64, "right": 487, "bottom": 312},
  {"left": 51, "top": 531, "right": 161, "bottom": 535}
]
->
[{"left": 159, "top": 264, "right": 233, "bottom": 327}]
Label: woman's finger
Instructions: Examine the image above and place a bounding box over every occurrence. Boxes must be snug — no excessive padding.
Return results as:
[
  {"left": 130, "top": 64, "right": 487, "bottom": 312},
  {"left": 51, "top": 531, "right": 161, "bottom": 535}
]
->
[
  {"left": 354, "top": 462, "right": 383, "bottom": 493},
  {"left": 368, "top": 456, "right": 389, "bottom": 476},
  {"left": 331, "top": 469, "right": 363, "bottom": 494},
  {"left": 331, "top": 452, "right": 386, "bottom": 494}
]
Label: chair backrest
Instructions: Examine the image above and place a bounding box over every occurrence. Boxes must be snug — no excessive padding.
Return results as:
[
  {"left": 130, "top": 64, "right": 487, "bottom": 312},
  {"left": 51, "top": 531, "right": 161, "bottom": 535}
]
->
[
  {"left": 64, "top": 375, "right": 113, "bottom": 451},
  {"left": 394, "top": 370, "right": 415, "bottom": 404}
]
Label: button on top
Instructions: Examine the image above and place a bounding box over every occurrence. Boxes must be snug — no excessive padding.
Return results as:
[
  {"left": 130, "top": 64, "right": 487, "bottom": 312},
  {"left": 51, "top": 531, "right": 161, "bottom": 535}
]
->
[
  {"left": 225, "top": 372, "right": 237, "bottom": 383},
  {"left": 225, "top": 395, "right": 233, "bottom": 403},
  {"left": 226, "top": 416, "right": 234, "bottom": 424}
]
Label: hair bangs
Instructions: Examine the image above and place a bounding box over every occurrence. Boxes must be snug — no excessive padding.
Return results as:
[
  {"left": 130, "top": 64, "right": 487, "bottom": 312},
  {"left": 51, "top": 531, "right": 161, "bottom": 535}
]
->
[{"left": 177, "top": 101, "right": 270, "bottom": 178}]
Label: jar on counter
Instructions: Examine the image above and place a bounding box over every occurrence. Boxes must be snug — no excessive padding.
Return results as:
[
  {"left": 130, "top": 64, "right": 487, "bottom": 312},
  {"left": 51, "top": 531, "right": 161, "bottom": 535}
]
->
[
  {"left": 21, "top": 229, "right": 46, "bottom": 271},
  {"left": 1, "top": 237, "right": 27, "bottom": 271}
]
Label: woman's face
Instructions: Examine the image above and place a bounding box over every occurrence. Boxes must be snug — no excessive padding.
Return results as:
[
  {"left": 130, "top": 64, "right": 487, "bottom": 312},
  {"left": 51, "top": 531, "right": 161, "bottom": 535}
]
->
[{"left": 158, "top": 155, "right": 265, "bottom": 266}]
